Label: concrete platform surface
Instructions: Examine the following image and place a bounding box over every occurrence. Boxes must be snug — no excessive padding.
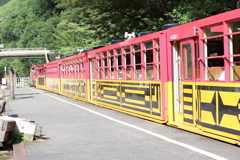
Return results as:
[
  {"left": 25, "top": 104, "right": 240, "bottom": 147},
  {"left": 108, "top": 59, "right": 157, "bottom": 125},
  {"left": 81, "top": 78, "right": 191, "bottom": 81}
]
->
[{"left": 4, "top": 88, "right": 240, "bottom": 160}]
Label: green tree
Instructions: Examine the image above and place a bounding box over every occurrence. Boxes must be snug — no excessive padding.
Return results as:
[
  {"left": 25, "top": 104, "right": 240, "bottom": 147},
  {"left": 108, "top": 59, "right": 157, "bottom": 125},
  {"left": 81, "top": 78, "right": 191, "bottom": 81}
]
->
[
  {"left": 56, "top": 0, "right": 240, "bottom": 41},
  {"left": 0, "top": 0, "right": 10, "bottom": 6}
]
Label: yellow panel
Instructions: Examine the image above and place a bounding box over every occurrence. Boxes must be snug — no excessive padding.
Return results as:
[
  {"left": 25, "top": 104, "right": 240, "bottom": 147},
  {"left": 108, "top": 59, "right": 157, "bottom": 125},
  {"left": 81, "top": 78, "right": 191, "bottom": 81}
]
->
[
  {"left": 201, "top": 127, "right": 239, "bottom": 140},
  {"left": 125, "top": 89, "right": 144, "bottom": 94},
  {"left": 238, "top": 114, "right": 240, "bottom": 120},
  {"left": 152, "top": 108, "right": 160, "bottom": 112},
  {"left": 125, "top": 98, "right": 145, "bottom": 105},
  {"left": 145, "top": 96, "right": 150, "bottom": 101},
  {"left": 201, "top": 110, "right": 215, "bottom": 125},
  {"left": 101, "top": 83, "right": 119, "bottom": 86},
  {"left": 183, "top": 97, "right": 192, "bottom": 102},
  {"left": 183, "top": 89, "right": 192, "bottom": 93},
  {"left": 104, "top": 95, "right": 117, "bottom": 100},
  {"left": 122, "top": 93, "right": 125, "bottom": 97},
  {"left": 152, "top": 86, "right": 156, "bottom": 101},
  {"left": 167, "top": 82, "right": 174, "bottom": 122},
  {"left": 239, "top": 104, "right": 240, "bottom": 109},
  {"left": 152, "top": 95, "right": 156, "bottom": 101},
  {"left": 184, "top": 113, "right": 193, "bottom": 119},
  {"left": 103, "top": 87, "right": 117, "bottom": 91},
  {"left": 122, "top": 84, "right": 149, "bottom": 88},
  {"left": 117, "top": 92, "right": 120, "bottom": 96},
  {"left": 101, "top": 98, "right": 120, "bottom": 104},
  {"left": 200, "top": 90, "right": 215, "bottom": 103},
  {"left": 220, "top": 114, "right": 240, "bottom": 130},
  {"left": 219, "top": 91, "right": 240, "bottom": 106},
  {"left": 122, "top": 103, "right": 148, "bottom": 111},
  {"left": 184, "top": 105, "right": 192, "bottom": 111}
]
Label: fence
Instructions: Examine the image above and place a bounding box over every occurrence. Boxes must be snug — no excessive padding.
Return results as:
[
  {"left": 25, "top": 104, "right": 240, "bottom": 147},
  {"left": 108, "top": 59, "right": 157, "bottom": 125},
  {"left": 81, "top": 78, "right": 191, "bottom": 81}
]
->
[{"left": 15, "top": 77, "right": 30, "bottom": 88}]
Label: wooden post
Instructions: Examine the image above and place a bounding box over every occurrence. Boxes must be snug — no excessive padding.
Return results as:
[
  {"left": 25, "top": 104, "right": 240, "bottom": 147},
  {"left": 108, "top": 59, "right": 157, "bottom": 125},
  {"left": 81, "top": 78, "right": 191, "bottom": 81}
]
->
[{"left": 9, "top": 66, "right": 14, "bottom": 99}]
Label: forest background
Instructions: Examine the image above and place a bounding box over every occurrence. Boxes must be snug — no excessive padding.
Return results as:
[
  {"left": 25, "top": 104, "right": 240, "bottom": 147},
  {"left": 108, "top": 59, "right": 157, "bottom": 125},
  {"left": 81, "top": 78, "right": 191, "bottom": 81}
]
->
[{"left": 0, "top": 0, "right": 239, "bottom": 76}]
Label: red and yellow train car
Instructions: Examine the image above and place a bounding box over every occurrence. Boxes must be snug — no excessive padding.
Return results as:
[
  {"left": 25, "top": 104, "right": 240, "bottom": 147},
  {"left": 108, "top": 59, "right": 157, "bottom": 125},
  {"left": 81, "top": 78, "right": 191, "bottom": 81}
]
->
[
  {"left": 87, "top": 31, "right": 167, "bottom": 123},
  {"left": 59, "top": 53, "right": 89, "bottom": 101},
  {"left": 166, "top": 8, "right": 240, "bottom": 145},
  {"left": 32, "top": 7, "right": 240, "bottom": 145},
  {"left": 35, "top": 64, "right": 46, "bottom": 90},
  {"left": 45, "top": 60, "right": 60, "bottom": 93}
]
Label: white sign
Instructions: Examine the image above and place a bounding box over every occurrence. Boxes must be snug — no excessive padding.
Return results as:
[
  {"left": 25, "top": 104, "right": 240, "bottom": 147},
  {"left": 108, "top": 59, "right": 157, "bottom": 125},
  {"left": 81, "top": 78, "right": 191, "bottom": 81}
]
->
[
  {"left": 170, "top": 34, "right": 178, "bottom": 40},
  {"left": 2, "top": 78, "right": 6, "bottom": 85},
  {"left": 0, "top": 44, "right": 4, "bottom": 49}
]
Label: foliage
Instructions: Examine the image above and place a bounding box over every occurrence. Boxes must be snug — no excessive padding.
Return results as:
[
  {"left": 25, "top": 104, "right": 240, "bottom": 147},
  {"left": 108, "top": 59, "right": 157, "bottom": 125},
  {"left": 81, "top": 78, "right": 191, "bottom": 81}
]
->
[
  {"left": 56, "top": 0, "right": 240, "bottom": 40},
  {"left": 0, "top": 0, "right": 240, "bottom": 76},
  {"left": 12, "top": 131, "right": 25, "bottom": 144}
]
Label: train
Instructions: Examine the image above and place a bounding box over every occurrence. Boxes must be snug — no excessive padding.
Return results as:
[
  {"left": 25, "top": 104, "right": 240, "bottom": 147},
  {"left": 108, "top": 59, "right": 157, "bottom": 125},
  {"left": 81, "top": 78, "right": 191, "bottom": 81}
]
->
[{"left": 30, "top": 7, "right": 240, "bottom": 145}]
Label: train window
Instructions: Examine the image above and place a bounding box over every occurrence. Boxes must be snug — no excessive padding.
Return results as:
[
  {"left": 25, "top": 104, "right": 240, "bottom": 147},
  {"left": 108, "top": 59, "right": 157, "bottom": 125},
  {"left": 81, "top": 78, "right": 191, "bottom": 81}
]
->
[
  {"left": 91, "top": 59, "right": 95, "bottom": 79},
  {"left": 134, "top": 43, "right": 140, "bottom": 51},
  {"left": 156, "top": 39, "right": 160, "bottom": 47},
  {"left": 79, "top": 59, "right": 83, "bottom": 79},
  {"left": 229, "top": 20, "right": 240, "bottom": 33},
  {"left": 144, "top": 41, "right": 153, "bottom": 49},
  {"left": 103, "top": 52, "right": 107, "bottom": 57},
  {"left": 116, "top": 48, "right": 122, "bottom": 79},
  {"left": 195, "top": 43, "right": 200, "bottom": 79},
  {"left": 117, "top": 48, "right": 121, "bottom": 54},
  {"left": 182, "top": 43, "right": 192, "bottom": 79},
  {"left": 98, "top": 58, "right": 102, "bottom": 79},
  {"left": 146, "top": 50, "right": 154, "bottom": 80},
  {"left": 124, "top": 46, "right": 130, "bottom": 53},
  {"left": 82, "top": 69, "right": 85, "bottom": 79},
  {"left": 144, "top": 40, "right": 154, "bottom": 80},
  {"left": 110, "top": 50, "right": 115, "bottom": 79},
  {"left": 203, "top": 23, "right": 224, "bottom": 81},
  {"left": 204, "top": 23, "right": 223, "bottom": 38},
  {"left": 110, "top": 50, "right": 114, "bottom": 55},
  {"left": 203, "top": 39, "right": 224, "bottom": 81},
  {"left": 125, "top": 53, "right": 131, "bottom": 80},
  {"left": 82, "top": 60, "right": 84, "bottom": 68},
  {"left": 134, "top": 51, "right": 141, "bottom": 80},
  {"left": 157, "top": 53, "right": 161, "bottom": 80},
  {"left": 229, "top": 20, "right": 240, "bottom": 81},
  {"left": 103, "top": 54, "right": 108, "bottom": 79},
  {"left": 124, "top": 46, "right": 131, "bottom": 80},
  {"left": 155, "top": 39, "right": 160, "bottom": 80}
]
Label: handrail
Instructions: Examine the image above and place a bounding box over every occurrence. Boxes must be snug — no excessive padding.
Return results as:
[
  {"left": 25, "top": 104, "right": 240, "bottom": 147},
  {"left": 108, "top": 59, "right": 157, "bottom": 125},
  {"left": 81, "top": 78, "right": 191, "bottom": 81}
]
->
[{"left": 1, "top": 48, "right": 48, "bottom": 51}]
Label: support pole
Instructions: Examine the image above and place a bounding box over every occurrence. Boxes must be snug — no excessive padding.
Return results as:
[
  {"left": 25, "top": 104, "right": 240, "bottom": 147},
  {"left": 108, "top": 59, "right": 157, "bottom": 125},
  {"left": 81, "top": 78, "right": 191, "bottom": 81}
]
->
[
  {"left": 9, "top": 66, "right": 14, "bottom": 100},
  {"left": 45, "top": 49, "right": 49, "bottom": 63}
]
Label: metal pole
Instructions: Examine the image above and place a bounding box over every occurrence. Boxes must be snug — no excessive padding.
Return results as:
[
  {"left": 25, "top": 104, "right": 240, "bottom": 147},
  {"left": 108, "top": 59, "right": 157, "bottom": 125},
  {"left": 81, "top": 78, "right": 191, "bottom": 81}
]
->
[
  {"left": 9, "top": 66, "right": 14, "bottom": 99},
  {"left": 4, "top": 66, "right": 6, "bottom": 77},
  {"left": 45, "top": 49, "right": 49, "bottom": 63}
]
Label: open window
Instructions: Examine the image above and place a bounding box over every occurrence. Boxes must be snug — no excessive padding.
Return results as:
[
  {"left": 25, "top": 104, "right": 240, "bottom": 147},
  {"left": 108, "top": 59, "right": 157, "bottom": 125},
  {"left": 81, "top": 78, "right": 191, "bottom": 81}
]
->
[
  {"left": 203, "top": 23, "right": 225, "bottom": 81},
  {"left": 229, "top": 19, "right": 240, "bottom": 81}
]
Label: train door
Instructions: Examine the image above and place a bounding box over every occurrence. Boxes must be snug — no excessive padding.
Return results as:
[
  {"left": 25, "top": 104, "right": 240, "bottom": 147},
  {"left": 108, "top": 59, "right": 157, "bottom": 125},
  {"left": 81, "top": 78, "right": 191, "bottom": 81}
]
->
[
  {"left": 59, "top": 63, "right": 62, "bottom": 93},
  {"left": 179, "top": 39, "right": 197, "bottom": 126},
  {"left": 172, "top": 41, "right": 182, "bottom": 122},
  {"left": 89, "top": 58, "right": 96, "bottom": 102}
]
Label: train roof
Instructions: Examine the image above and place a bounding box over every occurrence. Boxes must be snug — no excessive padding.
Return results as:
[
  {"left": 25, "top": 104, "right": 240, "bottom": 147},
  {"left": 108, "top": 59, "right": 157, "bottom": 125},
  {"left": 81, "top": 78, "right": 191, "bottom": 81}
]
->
[{"left": 167, "top": 8, "right": 240, "bottom": 41}]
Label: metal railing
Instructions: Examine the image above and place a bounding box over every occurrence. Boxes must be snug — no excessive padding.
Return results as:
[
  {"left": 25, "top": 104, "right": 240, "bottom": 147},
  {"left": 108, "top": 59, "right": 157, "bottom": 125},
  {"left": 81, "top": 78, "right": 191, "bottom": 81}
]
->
[
  {"left": 15, "top": 77, "right": 30, "bottom": 88},
  {"left": 1, "top": 48, "right": 50, "bottom": 52}
]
